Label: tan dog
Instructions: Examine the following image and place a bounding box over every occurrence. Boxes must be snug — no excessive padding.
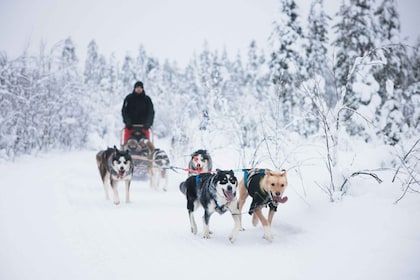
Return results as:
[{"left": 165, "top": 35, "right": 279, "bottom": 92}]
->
[{"left": 238, "top": 168, "right": 288, "bottom": 242}]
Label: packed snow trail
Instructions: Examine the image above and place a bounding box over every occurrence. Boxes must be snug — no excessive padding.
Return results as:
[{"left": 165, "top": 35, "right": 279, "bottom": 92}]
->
[{"left": 0, "top": 150, "right": 419, "bottom": 280}]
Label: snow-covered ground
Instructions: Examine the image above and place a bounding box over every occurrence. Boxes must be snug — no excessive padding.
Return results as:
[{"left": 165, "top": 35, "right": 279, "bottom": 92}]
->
[{"left": 1, "top": 140, "right": 419, "bottom": 280}]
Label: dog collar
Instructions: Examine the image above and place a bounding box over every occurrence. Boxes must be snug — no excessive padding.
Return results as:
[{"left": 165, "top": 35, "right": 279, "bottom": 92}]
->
[{"left": 214, "top": 199, "right": 228, "bottom": 214}]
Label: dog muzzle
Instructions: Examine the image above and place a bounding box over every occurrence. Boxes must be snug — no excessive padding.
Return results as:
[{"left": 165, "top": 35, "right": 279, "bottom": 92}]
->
[
  {"left": 223, "top": 189, "right": 235, "bottom": 202},
  {"left": 117, "top": 169, "right": 126, "bottom": 178},
  {"left": 272, "top": 193, "right": 288, "bottom": 203}
]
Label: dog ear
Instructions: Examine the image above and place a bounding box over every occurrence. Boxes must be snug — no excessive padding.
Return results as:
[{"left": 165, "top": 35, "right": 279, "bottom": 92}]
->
[{"left": 280, "top": 169, "right": 286, "bottom": 176}]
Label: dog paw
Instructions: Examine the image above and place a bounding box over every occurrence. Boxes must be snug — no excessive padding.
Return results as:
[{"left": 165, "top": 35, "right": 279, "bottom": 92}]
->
[
  {"left": 263, "top": 234, "right": 273, "bottom": 242},
  {"left": 202, "top": 234, "right": 211, "bottom": 239},
  {"left": 229, "top": 235, "right": 236, "bottom": 243},
  {"left": 262, "top": 226, "right": 273, "bottom": 242},
  {"left": 239, "top": 227, "right": 245, "bottom": 231},
  {"left": 114, "top": 201, "right": 120, "bottom": 205}
]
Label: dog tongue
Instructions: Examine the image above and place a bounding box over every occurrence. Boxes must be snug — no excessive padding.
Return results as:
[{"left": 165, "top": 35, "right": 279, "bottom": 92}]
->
[
  {"left": 224, "top": 190, "right": 235, "bottom": 202},
  {"left": 118, "top": 170, "right": 125, "bottom": 178},
  {"left": 274, "top": 196, "right": 288, "bottom": 203}
]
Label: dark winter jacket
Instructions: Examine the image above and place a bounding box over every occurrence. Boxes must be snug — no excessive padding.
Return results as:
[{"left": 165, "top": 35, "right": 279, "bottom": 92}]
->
[{"left": 121, "top": 91, "right": 154, "bottom": 128}]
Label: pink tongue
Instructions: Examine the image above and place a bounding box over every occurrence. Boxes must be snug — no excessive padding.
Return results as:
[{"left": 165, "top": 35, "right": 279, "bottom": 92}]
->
[
  {"left": 225, "top": 191, "right": 235, "bottom": 202},
  {"left": 118, "top": 170, "right": 125, "bottom": 177},
  {"left": 274, "top": 196, "right": 288, "bottom": 203}
]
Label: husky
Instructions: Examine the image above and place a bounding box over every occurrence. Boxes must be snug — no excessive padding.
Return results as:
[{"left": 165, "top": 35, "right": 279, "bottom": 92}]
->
[
  {"left": 96, "top": 146, "right": 133, "bottom": 205},
  {"left": 238, "top": 168, "right": 288, "bottom": 242},
  {"left": 180, "top": 169, "right": 241, "bottom": 243},
  {"left": 149, "top": 148, "right": 170, "bottom": 191},
  {"left": 188, "top": 149, "right": 212, "bottom": 176}
]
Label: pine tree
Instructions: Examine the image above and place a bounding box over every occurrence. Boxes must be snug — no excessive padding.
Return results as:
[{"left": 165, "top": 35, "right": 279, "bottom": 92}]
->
[
  {"left": 269, "top": 0, "right": 306, "bottom": 125},
  {"left": 56, "top": 37, "right": 88, "bottom": 148},
  {"left": 84, "top": 40, "right": 105, "bottom": 85},
  {"left": 332, "top": 0, "right": 377, "bottom": 134},
  {"left": 303, "top": 0, "right": 333, "bottom": 134},
  {"left": 306, "top": 0, "right": 330, "bottom": 78},
  {"left": 121, "top": 54, "right": 136, "bottom": 91},
  {"left": 372, "top": 0, "right": 405, "bottom": 143},
  {"left": 228, "top": 51, "right": 245, "bottom": 98},
  {"left": 245, "top": 41, "right": 268, "bottom": 98},
  {"left": 61, "top": 37, "right": 78, "bottom": 71},
  {"left": 106, "top": 53, "right": 120, "bottom": 94}
]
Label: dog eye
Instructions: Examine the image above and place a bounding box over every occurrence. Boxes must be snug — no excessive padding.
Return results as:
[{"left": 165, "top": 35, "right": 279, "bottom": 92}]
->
[
  {"left": 229, "top": 178, "right": 236, "bottom": 184},
  {"left": 271, "top": 183, "right": 275, "bottom": 187}
]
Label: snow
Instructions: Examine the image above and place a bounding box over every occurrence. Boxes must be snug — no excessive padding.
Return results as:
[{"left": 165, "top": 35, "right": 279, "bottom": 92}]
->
[{"left": 1, "top": 139, "right": 419, "bottom": 280}]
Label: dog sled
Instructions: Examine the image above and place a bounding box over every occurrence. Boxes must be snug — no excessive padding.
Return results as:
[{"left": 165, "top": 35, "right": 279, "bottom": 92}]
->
[{"left": 120, "top": 124, "right": 154, "bottom": 180}]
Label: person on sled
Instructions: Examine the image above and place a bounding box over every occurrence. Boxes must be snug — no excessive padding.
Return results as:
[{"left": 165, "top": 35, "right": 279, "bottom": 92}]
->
[{"left": 121, "top": 81, "right": 155, "bottom": 144}]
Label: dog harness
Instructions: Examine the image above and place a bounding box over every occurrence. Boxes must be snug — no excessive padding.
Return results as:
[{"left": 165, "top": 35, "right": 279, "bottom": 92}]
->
[{"left": 242, "top": 169, "right": 277, "bottom": 215}]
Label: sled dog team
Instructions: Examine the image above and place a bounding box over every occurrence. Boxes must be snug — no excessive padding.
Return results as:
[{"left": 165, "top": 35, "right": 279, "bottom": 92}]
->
[{"left": 96, "top": 147, "right": 288, "bottom": 243}]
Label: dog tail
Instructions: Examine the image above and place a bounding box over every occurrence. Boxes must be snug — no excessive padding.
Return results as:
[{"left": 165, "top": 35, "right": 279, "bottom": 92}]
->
[
  {"left": 96, "top": 150, "right": 108, "bottom": 182},
  {"left": 179, "top": 181, "right": 187, "bottom": 195},
  {"left": 96, "top": 151, "right": 103, "bottom": 167}
]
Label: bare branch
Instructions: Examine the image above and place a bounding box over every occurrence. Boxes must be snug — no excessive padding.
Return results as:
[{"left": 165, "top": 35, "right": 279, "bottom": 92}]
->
[
  {"left": 392, "top": 138, "right": 420, "bottom": 182},
  {"left": 395, "top": 178, "right": 415, "bottom": 204},
  {"left": 339, "top": 171, "right": 383, "bottom": 192}
]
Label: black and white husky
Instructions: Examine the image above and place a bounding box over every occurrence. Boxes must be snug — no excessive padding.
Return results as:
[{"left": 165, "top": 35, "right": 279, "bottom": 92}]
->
[
  {"left": 96, "top": 146, "right": 133, "bottom": 205},
  {"left": 149, "top": 148, "right": 170, "bottom": 191},
  {"left": 179, "top": 169, "right": 241, "bottom": 243},
  {"left": 188, "top": 149, "right": 212, "bottom": 176}
]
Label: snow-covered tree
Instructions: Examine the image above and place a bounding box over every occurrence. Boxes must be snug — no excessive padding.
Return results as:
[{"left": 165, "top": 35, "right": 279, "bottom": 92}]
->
[
  {"left": 302, "top": 0, "right": 333, "bottom": 134},
  {"left": 269, "top": 0, "right": 306, "bottom": 126},
  {"left": 306, "top": 0, "right": 331, "bottom": 78},
  {"left": 332, "top": 0, "right": 377, "bottom": 127},
  {"left": 84, "top": 40, "right": 108, "bottom": 86},
  {"left": 121, "top": 54, "right": 136, "bottom": 91},
  {"left": 245, "top": 41, "right": 269, "bottom": 98},
  {"left": 60, "top": 37, "right": 78, "bottom": 71},
  {"left": 369, "top": 0, "right": 419, "bottom": 144}
]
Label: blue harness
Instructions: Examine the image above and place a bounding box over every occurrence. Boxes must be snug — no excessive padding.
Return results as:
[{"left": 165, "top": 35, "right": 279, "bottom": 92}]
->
[{"left": 242, "top": 168, "right": 266, "bottom": 189}]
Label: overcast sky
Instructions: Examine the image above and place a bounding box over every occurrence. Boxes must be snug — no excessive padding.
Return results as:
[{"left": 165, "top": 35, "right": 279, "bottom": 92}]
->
[{"left": 1, "top": 0, "right": 419, "bottom": 67}]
